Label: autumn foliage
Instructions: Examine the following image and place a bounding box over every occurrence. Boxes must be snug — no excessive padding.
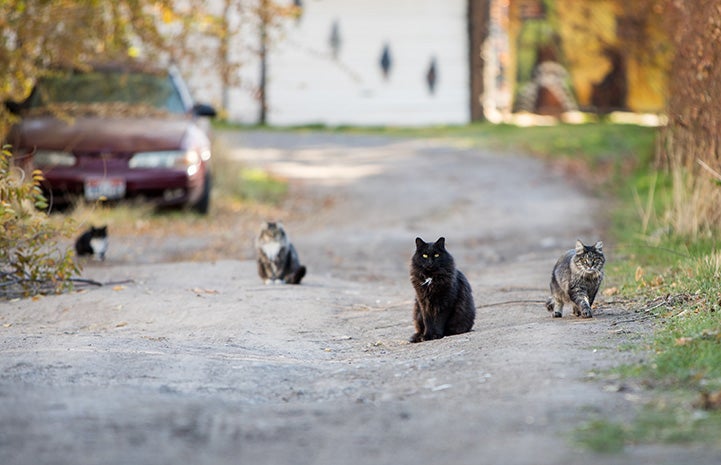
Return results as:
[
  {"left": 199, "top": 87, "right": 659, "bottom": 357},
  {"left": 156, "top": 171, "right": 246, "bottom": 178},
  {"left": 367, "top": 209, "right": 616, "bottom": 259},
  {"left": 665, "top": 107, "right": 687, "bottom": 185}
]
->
[{"left": 0, "top": 146, "right": 79, "bottom": 298}]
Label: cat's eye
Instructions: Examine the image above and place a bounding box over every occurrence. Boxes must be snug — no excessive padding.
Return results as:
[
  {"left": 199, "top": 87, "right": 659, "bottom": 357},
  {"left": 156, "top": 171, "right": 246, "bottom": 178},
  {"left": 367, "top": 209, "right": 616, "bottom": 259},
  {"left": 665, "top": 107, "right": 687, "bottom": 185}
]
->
[
  {"left": 434, "top": 253, "right": 440, "bottom": 257},
  {"left": 422, "top": 254, "right": 428, "bottom": 258}
]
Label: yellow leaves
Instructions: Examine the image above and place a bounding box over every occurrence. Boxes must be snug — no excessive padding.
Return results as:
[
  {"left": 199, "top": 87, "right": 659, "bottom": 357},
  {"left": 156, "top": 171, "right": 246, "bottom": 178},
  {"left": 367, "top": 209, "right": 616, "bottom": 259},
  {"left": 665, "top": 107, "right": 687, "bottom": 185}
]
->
[
  {"left": 127, "top": 46, "right": 141, "bottom": 58},
  {"left": 31, "top": 169, "right": 44, "bottom": 183},
  {"left": 160, "top": 6, "right": 176, "bottom": 24}
]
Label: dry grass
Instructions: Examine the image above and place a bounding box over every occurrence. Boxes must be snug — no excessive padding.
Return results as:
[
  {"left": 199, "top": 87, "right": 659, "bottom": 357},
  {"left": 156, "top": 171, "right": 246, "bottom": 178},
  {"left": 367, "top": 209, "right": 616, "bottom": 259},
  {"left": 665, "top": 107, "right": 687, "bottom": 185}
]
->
[{"left": 49, "top": 142, "right": 322, "bottom": 264}]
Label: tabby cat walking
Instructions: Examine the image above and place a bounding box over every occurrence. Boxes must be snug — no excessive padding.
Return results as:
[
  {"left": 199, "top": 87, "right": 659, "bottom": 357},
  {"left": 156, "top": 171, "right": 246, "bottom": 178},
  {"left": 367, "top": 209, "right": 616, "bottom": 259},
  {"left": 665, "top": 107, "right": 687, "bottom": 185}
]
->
[
  {"left": 409, "top": 237, "right": 475, "bottom": 343},
  {"left": 546, "top": 239, "right": 605, "bottom": 318}
]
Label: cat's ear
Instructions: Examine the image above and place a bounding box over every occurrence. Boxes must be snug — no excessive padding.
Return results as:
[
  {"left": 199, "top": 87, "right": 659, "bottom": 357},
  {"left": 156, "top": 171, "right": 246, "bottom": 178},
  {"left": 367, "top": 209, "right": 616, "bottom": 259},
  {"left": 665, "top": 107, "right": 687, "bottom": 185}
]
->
[
  {"left": 435, "top": 237, "right": 446, "bottom": 249},
  {"left": 575, "top": 239, "right": 585, "bottom": 254},
  {"left": 415, "top": 237, "right": 426, "bottom": 249},
  {"left": 594, "top": 241, "right": 603, "bottom": 252}
]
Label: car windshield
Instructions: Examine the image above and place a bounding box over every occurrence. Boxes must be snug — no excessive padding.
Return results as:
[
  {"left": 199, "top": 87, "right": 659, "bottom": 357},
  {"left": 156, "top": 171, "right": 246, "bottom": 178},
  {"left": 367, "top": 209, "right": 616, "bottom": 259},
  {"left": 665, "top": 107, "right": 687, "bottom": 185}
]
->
[{"left": 27, "top": 70, "right": 187, "bottom": 115}]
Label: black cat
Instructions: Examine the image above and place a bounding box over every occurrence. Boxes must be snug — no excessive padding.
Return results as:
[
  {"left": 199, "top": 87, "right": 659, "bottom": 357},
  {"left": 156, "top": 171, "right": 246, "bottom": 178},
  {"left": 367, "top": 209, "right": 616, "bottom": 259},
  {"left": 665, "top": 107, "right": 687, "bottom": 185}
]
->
[
  {"left": 409, "top": 237, "right": 476, "bottom": 343},
  {"left": 75, "top": 225, "right": 108, "bottom": 261}
]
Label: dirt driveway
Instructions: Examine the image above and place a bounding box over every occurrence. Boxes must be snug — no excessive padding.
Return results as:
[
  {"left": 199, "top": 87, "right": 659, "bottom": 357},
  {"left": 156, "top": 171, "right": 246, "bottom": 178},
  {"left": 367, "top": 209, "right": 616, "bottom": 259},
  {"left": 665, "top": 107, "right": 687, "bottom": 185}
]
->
[{"left": 1, "top": 131, "right": 717, "bottom": 464}]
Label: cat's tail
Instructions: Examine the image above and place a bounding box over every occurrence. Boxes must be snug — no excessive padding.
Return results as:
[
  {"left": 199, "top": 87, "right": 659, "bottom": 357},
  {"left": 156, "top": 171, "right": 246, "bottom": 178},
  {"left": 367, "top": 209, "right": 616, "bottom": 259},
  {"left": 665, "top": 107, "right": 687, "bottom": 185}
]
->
[{"left": 288, "top": 265, "right": 306, "bottom": 285}]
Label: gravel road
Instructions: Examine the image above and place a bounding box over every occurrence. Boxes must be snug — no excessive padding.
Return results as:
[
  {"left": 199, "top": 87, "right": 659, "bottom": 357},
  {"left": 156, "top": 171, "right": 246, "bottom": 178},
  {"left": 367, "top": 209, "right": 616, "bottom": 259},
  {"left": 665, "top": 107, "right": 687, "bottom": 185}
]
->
[{"left": 1, "top": 130, "right": 718, "bottom": 464}]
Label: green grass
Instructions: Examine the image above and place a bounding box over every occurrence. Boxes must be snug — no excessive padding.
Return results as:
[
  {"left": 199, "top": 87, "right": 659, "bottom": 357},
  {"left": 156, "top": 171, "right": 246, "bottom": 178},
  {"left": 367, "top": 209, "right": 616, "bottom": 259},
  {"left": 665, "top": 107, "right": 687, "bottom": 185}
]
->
[
  {"left": 219, "top": 121, "right": 657, "bottom": 177},
  {"left": 574, "top": 419, "right": 627, "bottom": 453},
  {"left": 215, "top": 165, "right": 288, "bottom": 205},
  {"left": 575, "top": 404, "right": 721, "bottom": 453}
]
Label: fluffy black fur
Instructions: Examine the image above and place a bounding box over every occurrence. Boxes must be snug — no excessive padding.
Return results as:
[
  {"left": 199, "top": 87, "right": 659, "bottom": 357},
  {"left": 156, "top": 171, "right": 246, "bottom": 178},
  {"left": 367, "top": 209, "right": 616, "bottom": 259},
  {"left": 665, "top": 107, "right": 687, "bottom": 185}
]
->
[{"left": 409, "top": 237, "right": 475, "bottom": 343}]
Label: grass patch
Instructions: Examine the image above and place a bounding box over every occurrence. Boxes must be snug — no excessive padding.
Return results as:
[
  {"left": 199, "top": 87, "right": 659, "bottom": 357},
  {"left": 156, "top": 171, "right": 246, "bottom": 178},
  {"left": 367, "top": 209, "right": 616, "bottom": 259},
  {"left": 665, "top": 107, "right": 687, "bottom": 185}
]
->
[
  {"left": 220, "top": 166, "right": 288, "bottom": 205},
  {"left": 574, "top": 403, "right": 721, "bottom": 453},
  {"left": 574, "top": 419, "right": 627, "bottom": 453},
  {"left": 218, "top": 121, "right": 657, "bottom": 167}
]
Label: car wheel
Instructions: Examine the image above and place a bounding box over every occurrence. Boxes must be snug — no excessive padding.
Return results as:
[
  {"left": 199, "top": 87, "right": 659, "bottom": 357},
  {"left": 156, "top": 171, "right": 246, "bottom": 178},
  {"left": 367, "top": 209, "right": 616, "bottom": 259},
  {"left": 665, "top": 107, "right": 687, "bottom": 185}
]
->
[{"left": 192, "top": 171, "right": 211, "bottom": 215}]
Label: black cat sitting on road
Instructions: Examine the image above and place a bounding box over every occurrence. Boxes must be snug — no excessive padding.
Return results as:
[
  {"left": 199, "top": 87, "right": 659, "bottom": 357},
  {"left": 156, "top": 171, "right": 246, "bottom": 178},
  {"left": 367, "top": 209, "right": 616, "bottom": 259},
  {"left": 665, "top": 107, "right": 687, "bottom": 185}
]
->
[{"left": 409, "top": 237, "right": 475, "bottom": 343}]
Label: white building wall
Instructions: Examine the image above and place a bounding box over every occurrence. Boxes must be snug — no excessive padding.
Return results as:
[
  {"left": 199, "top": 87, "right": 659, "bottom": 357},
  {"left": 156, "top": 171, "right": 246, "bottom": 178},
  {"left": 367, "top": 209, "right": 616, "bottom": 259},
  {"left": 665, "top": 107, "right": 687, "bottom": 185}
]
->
[{"left": 187, "top": 0, "right": 470, "bottom": 126}]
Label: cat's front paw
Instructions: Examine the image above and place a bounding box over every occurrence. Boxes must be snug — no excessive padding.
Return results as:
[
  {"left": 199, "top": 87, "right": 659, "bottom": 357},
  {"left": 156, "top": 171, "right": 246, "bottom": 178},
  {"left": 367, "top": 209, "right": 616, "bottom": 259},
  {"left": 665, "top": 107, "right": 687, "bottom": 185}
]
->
[
  {"left": 409, "top": 333, "right": 423, "bottom": 343},
  {"left": 580, "top": 308, "right": 593, "bottom": 318},
  {"left": 552, "top": 311, "right": 562, "bottom": 318},
  {"left": 545, "top": 299, "right": 555, "bottom": 312}
]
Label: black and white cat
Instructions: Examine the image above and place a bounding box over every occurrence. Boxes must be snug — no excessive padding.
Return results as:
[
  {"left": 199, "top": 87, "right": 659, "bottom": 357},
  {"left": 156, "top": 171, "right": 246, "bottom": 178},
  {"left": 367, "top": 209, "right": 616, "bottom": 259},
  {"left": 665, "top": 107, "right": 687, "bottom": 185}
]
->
[
  {"left": 75, "top": 225, "right": 108, "bottom": 261},
  {"left": 546, "top": 239, "right": 605, "bottom": 318},
  {"left": 256, "top": 222, "right": 306, "bottom": 284},
  {"left": 409, "top": 237, "right": 476, "bottom": 342}
]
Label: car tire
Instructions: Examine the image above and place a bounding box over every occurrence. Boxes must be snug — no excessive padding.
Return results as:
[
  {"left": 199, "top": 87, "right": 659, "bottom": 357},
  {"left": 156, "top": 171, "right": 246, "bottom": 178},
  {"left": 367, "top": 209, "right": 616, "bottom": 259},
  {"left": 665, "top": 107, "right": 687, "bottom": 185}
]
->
[{"left": 192, "top": 171, "right": 211, "bottom": 215}]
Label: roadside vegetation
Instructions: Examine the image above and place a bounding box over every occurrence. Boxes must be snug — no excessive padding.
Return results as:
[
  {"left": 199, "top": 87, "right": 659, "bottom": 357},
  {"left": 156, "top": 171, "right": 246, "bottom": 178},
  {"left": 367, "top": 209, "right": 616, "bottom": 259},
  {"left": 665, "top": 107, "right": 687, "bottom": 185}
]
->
[{"left": 0, "top": 145, "right": 79, "bottom": 298}]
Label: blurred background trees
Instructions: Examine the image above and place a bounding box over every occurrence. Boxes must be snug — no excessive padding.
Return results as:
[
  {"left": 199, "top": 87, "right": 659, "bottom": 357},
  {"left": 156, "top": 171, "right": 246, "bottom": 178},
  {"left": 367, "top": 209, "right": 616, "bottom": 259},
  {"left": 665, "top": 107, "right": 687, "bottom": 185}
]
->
[
  {"left": 0, "top": 0, "right": 206, "bottom": 134},
  {"left": 2, "top": 0, "right": 721, "bottom": 238}
]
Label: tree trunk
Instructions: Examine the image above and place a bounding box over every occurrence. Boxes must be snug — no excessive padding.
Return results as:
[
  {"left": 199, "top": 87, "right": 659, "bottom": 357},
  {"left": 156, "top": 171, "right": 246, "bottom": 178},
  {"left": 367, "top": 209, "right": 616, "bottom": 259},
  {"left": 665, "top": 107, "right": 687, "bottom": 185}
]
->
[
  {"left": 468, "top": 0, "right": 491, "bottom": 122},
  {"left": 661, "top": 0, "right": 721, "bottom": 235}
]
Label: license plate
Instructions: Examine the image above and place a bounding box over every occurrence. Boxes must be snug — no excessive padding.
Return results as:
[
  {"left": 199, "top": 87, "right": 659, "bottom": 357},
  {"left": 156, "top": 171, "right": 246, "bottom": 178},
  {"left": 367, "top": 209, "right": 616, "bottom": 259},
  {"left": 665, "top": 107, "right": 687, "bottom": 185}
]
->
[{"left": 84, "top": 177, "right": 126, "bottom": 201}]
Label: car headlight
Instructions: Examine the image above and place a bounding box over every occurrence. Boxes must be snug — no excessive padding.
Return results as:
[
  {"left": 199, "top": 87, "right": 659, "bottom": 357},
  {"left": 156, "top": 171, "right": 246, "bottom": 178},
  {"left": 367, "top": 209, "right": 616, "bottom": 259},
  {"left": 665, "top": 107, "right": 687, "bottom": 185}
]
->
[
  {"left": 33, "top": 150, "right": 76, "bottom": 168},
  {"left": 129, "top": 150, "right": 202, "bottom": 175}
]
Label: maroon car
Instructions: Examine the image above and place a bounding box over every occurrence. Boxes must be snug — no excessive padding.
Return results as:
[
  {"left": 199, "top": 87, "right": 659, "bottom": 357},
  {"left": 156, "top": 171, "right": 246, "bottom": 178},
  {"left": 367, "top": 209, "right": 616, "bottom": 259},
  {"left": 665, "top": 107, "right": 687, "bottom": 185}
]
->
[{"left": 5, "top": 63, "right": 216, "bottom": 213}]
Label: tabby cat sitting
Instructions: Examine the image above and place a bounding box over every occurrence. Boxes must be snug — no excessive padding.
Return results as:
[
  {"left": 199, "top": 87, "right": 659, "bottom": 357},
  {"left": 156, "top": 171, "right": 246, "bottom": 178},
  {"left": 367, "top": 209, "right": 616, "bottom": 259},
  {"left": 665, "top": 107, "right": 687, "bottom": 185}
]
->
[{"left": 256, "top": 222, "right": 306, "bottom": 284}]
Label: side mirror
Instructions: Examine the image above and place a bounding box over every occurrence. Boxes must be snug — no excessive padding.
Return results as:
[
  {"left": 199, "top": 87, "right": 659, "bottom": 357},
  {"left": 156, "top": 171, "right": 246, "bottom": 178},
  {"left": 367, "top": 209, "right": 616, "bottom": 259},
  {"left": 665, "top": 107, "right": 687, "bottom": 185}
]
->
[
  {"left": 4, "top": 100, "right": 22, "bottom": 115},
  {"left": 192, "top": 103, "right": 217, "bottom": 118}
]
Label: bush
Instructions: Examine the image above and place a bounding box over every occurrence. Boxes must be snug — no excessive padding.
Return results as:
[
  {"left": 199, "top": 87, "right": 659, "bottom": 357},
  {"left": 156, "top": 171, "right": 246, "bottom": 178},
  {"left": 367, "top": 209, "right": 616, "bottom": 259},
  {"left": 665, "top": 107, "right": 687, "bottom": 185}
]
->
[{"left": 0, "top": 145, "right": 79, "bottom": 298}]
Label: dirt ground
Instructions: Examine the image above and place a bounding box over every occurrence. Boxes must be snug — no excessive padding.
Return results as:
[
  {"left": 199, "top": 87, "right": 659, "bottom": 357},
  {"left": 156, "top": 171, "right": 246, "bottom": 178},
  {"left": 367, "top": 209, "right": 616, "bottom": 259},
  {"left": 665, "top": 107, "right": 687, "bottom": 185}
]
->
[{"left": 1, "top": 130, "right": 718, "bottom": 465}]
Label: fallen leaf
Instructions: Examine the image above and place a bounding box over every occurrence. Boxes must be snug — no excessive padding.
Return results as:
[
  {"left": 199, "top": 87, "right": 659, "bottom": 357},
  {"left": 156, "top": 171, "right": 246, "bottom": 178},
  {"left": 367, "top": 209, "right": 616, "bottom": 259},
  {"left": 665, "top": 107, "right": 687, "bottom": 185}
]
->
[
  {"left": 635, "top": 266, "right": 645, "bottom": 282},
  {"left": 115, "top": 322, "right": 128, "bottom": 328},
  {"left": 112, "top": 285, "right": 125, "bottom": 291},
  {"left": 192, "top": 288, "right": 219, "bottom": 295},
  {"left": 3, "top": 323, "right": 12, "bottom": 328},
  {"left": 603, "top": 287, "right": 618, "bottom": 297},
  {"left": 675, "top": 337, "right": 694, "bottom": 346},
  {"left": 699, "top": 390, "right": 721, "bottom": 410}
]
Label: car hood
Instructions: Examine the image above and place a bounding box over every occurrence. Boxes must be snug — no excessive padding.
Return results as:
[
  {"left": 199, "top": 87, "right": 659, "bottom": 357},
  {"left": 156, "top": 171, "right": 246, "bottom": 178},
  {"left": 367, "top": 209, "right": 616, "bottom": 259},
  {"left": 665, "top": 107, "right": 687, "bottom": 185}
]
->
[{"left": 8, "top": 116, "right": 199, "bottom": 153}]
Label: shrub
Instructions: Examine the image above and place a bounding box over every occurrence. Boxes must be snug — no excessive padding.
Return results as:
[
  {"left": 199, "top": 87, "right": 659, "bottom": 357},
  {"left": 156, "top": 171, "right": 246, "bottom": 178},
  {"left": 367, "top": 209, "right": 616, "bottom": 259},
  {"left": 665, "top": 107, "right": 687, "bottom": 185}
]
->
[{"left": 0, "top": 145, "right": 79, "bottom": 298}]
